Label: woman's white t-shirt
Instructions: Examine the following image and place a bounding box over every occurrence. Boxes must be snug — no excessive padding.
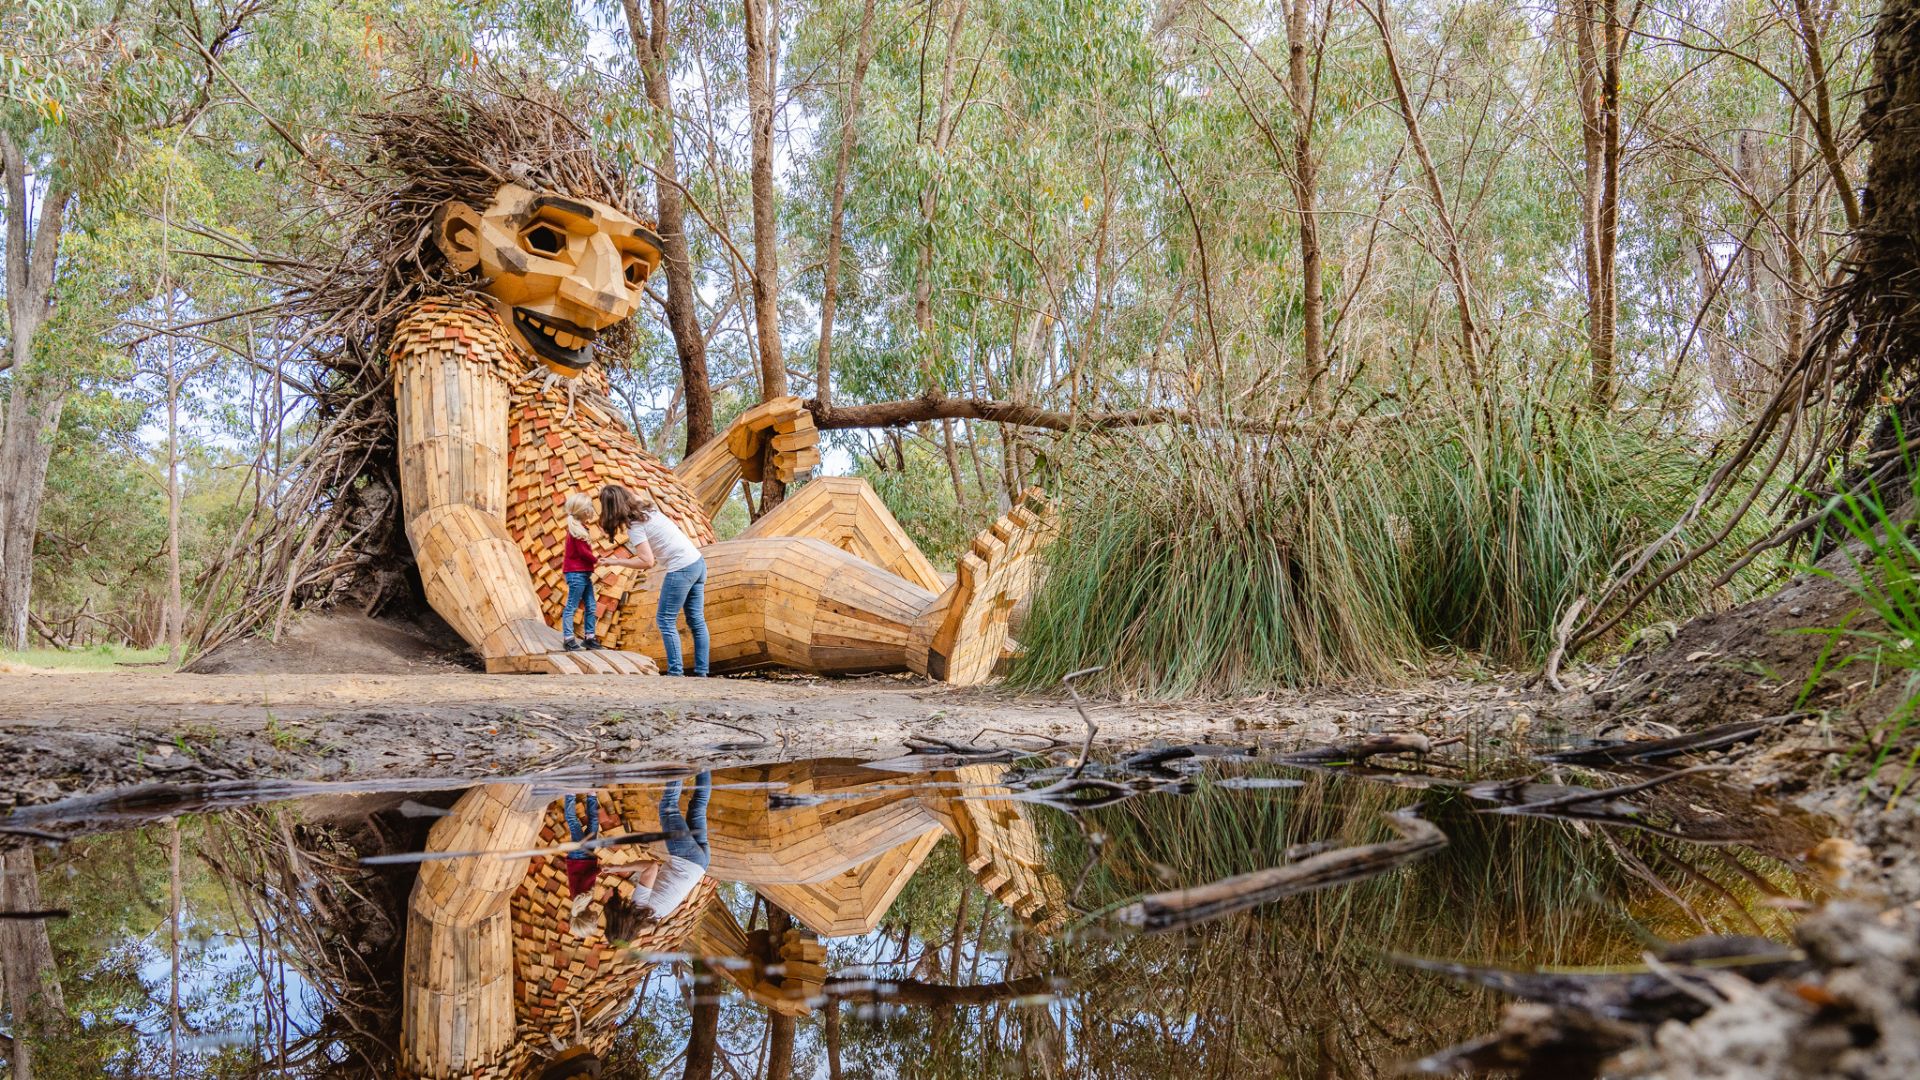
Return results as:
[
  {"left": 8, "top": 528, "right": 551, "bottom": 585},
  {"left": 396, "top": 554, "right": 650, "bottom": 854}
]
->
[
  {"left": 628, "top": 514, "right": 702, "bottom": 573},
  {"left": 635, "top": 855, "right": 706, "bottom": 919}
]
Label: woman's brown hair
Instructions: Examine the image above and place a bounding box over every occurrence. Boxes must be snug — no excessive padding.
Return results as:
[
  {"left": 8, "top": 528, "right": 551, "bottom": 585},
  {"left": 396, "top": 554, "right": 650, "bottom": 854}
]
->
[{"left": 597, "top": 485, "right": 656, "bottom": 533}]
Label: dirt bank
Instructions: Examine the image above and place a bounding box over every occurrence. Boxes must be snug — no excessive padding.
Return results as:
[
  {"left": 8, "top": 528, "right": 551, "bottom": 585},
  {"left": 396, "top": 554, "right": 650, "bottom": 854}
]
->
[{"left": 0, "top": 666, "right": 1546, "bottom": 810}]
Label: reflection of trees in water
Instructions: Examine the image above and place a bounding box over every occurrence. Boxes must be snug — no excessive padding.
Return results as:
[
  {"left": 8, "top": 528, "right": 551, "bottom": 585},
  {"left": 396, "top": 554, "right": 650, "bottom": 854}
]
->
[
  {"left": 761, "top": 768, "right": 1814, "bottom": 1079},
  {"left": 4, "top": 844, "right": 68, "bottom": 1079},
  {"left": 197, "top": 805, "right": 414, "bottom": 1074},
  {"left": 11, "top": 801, "right": 431, "bottom": 1078},
  {"left": 16, "top": 819, "right": 297, "bottom": 1077},
  {"left": 10, "top": 767, "right": 1809, "bottom": 1078},
  {"left": 1022, "top": 771, "right": 1809, "bottom": 1078}
]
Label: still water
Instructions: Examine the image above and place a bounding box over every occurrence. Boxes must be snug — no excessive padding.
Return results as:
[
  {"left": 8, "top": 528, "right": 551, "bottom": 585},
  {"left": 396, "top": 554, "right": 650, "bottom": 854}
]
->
[{"left": 0, "top": 735, "right": 1826, "bottom": 1078}]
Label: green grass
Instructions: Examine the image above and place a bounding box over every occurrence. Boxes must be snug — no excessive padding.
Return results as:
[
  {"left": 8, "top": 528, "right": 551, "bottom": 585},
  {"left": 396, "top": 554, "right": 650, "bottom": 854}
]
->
[
  {"left": 1011, "top": 402, "right": 1770, "bottom": 697},
  {"left": 1797, "top": 436, "right": 1920, "bottom": 801},
  {"left": 0, "top": 643, "right": 172, "bottom": 671}
]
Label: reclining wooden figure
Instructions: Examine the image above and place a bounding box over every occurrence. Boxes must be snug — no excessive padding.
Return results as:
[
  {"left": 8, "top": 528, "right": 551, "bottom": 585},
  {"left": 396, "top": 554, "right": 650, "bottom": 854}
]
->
[{"left": 388, "top": 134, "right": 1050, "bottom": 680}]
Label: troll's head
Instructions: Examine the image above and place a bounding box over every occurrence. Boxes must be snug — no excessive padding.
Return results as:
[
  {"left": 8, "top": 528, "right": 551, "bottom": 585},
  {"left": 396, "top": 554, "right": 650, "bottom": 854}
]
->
[
  {"left": 435, "top": 183, "right": 661, "bottom": 373},
  {"left": 291, "top": 78, "right": 664, "bottom": 376}
]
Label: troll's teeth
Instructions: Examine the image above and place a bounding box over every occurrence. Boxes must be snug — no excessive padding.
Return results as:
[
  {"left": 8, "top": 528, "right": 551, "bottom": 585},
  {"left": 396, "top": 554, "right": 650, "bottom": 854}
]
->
[{"left": 557, "top": 332, "right": 582, "bottom": 349}]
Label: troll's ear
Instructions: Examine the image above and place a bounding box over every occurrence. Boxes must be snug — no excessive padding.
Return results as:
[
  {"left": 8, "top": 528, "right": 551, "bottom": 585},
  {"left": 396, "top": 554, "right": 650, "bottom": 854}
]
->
[{"left": 433, "top": 201, "right": 484, "bottom": 272}]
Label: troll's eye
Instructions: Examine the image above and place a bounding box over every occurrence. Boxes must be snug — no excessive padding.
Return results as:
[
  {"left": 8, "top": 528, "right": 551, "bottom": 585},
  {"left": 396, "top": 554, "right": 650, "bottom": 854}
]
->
[
  {"left": 521, "top": 223, "right": 566, "bottom": 256},
  {"left": 623, "top": 256, "right": 647, "bottom": 288}
]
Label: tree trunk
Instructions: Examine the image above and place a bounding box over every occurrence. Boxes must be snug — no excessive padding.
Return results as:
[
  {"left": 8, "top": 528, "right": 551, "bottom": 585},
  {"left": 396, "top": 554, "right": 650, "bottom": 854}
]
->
[
  {"left": 0, "top": 387, "right": 64, "bottom": 651},
  {"left": 1284, "top": 0, "right": 1328, "bottom": 409},
  {"left": 745, "top": 0, "right": 787, "bottom": 508},
  {"left": 1, "top": 846, "right": 66, "bottom": 1078},
  {"left": 1846, "top": 0, "right": 1920, "bottom": 447},
  {"left": 764, "top": 907, "right": 795, "bottom": 1079},
  {"left": 681, "top": 962, "right": 720, "bottom": 1080},
  {"left": 169, "top": 817, "right": 183, "bottom": 1072},
  {"left": 624, "top": 0, "right": 715, "bottom": 455},
  {"left": 913, "top": 0, "right": 971, "bottom": 387},
  {"left": 1571, "top": 0, "right": 1606, "bottom": 404},
  {"left": 1783, "top": 100, "right": 1811, "bottom": 371},
  {"left": 1791, "top": 0, "right": 1862, "bottom": 230},
  {"left": 940, "top": 418, "right": 967, "bottom": 504},
  {"left": 824, "top": 997, "right": 843, "bottom": 1078},
  {"left": 815, "top": 0, "right": 878, "bottom": 408},
  {"left": 0, "top": 133, "right": 70, "bottom": 652},
  {"left": 1362, "top": 0, "right": 1483, "bottom": 386}
]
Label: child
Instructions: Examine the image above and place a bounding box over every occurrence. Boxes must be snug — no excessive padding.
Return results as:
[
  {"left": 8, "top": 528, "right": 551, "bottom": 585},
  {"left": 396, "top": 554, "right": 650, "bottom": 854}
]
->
[
  {"left": 565, "top": 794, "right": 663, "bottom": 939},
  {"left": 560, "top": 493, "right": 604, "bottom": 652},
  {"left": 564, "top": 790, "right": 606, "bottom": 937}
]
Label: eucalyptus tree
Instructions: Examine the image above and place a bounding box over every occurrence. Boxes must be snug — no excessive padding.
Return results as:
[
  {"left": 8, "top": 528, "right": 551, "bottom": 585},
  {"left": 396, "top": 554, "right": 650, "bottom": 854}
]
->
[{"left": 0, "top": 0, "right": 228, "bottom": 652}]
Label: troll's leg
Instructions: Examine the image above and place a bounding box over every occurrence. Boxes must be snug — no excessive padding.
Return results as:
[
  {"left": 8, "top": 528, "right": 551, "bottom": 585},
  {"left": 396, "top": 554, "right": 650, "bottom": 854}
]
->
[
  {"left": 609, "top": 493, "right": 1051, "bottom": 682},
  {"left": 739, "top": 476, "right": 945, "bottom": 591}
]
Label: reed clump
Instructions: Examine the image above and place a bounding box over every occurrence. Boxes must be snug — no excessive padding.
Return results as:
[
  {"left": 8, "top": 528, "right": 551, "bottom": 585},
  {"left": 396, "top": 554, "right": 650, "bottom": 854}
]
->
[{"left": 1012, "top": 403, "right": 1768, "bottom": 696}]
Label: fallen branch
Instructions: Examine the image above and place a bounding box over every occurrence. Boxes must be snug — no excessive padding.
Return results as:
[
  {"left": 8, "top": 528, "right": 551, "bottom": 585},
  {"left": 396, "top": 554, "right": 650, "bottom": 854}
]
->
[
  {"left": 1482, "top": 764, "right": 1732, "bottom": 815},
  {"left": 806, "top": 395, "right": 1392, "bottom": 436},
  {"left": 1111, "top": 807, "right": 1446, "bottom": 932},
  {"left": 1538, "top": 716, "right": 1793, "bottom": 766},
  {"left": 820, "top": 974, "right": 1059, "bottom": 1007}
]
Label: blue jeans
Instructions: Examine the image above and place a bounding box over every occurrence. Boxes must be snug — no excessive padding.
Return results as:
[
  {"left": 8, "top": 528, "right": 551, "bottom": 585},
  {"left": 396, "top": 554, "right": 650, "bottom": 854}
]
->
[
  {"left": 658, "top": 773, "right": 711, "bottom": 867},
  {"left": 562, "top": 571, "right": 595, "bottom": 641},
  {"left": 563, "top": 792, "right": 600, "bottom": 854},
  {"left": 656, "top": 558, "right": 709, "bottom": 676}
]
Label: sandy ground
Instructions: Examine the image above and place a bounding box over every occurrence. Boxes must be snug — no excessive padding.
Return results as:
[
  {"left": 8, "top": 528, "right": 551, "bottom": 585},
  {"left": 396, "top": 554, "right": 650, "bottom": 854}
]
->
[{"left": 0, "top": 667, "right": 1549, "bottom": 810}]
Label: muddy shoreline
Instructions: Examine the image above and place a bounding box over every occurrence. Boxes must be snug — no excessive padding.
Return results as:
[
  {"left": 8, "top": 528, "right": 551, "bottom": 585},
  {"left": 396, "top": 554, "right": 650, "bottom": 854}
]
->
[{"left": 0, "top": 669, "right": 1551, "bottom": 812}]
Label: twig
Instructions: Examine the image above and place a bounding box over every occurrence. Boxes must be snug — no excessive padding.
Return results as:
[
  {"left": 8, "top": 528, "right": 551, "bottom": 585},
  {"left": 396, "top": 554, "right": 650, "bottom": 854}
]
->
[{"left": 1062, "top": 666, "right": 1104, "bottom": 779}]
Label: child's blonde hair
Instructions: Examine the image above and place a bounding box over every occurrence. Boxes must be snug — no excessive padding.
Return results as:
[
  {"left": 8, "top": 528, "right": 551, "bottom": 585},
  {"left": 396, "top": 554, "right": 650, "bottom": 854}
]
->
[
  {"left": 563, "top": 492, "right": 598, "bottom": 541},
  {"left": 569, "top": 893, "right": 604, "bottom": 938}
]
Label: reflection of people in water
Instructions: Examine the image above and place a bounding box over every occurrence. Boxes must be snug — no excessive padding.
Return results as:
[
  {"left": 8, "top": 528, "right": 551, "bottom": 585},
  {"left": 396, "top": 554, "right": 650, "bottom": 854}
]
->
[
  {"left": 609, "top": 772, "right": 711, "bottom": 942},
  {"left": 563, "top": 791, "right": 611, "bottom": 937}
]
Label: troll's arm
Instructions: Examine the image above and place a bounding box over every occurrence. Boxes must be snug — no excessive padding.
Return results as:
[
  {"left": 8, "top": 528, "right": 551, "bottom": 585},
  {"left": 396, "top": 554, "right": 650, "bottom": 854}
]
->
[
  {"left": 393, "top": 316, "right": 653, "bottom": 674},
  {"left": 675, "top": 396, "right": 821, "bottom": 520}
]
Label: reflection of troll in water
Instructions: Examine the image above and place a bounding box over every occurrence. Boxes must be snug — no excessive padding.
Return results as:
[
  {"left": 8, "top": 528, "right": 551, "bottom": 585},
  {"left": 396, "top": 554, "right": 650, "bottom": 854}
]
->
[
  {"left": 607, "top": 773, "right": 711, "bottom": 944},
  {"left": 210, "top": 76, "right": 1049, "bottom": 683}
]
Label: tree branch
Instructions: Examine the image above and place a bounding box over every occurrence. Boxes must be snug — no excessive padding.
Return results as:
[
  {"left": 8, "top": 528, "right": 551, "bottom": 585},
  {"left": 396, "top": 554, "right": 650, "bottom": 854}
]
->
[
  {"left": 806, "top": 395, "right": 1383, "bottom": 435},
  {"left": 821, "top": 974, "right": 1054, "bottom": 1007}
]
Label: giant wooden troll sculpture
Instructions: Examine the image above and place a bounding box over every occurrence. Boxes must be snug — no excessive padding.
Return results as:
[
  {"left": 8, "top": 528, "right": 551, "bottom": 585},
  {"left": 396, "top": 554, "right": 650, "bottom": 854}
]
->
[{"left": 391, "top": 173, "right": 1049, "bottom": 679}]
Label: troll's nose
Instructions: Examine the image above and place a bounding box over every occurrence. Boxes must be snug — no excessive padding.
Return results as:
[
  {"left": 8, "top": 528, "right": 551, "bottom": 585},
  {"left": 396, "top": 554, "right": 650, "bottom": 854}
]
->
[{"left": 558, "top": 234, "right": 635, "bottom": 324}]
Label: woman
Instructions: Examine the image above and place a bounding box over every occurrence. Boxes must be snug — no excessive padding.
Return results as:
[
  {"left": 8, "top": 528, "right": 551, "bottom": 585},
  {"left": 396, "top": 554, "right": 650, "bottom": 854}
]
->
[
  {"left": 598, "top": 485, "right": 710, "bottom": 676},
  {"left": 606, "top": 772, "right": 712, "bottom": 943}
]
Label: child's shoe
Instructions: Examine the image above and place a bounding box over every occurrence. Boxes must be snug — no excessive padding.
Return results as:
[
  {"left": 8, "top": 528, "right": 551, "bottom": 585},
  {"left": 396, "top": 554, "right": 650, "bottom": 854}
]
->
[
  {"left": 563, "top": 638, "right": 582, "bottom": 652},
  {"left": 583, "top": 638, "right": 606, "bottom": 650}
]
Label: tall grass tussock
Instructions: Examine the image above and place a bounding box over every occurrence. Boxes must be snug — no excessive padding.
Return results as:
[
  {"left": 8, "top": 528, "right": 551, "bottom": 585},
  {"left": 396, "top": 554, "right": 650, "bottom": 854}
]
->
[{"left": 1011, "top": 403, "right": 1769, "bottom": 696}]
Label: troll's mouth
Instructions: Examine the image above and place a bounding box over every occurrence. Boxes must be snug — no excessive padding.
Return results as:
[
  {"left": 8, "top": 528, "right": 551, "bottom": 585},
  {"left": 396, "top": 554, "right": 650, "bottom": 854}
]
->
[{"left": 513, "top": 308, "right": 599, "bottom": 369}]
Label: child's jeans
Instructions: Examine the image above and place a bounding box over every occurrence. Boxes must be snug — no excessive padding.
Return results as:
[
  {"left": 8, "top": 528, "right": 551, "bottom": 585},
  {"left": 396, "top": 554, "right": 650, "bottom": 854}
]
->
[
  {"left": 563, "top": 792, "right": 600, "bottom": 853},
  {"left": 561, "top": 571, "right": 596, "bottom": 641}
]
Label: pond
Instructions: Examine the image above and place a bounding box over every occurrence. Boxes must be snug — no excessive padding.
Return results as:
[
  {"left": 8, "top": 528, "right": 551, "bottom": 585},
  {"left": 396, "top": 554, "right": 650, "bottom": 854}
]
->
[{"left": 0, "top": 728, "right": 1829, "bottom": 1078}]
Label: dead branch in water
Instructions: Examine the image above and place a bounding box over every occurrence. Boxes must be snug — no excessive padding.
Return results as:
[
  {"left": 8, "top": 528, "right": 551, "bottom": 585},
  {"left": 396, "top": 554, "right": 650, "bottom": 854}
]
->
[
  {"left": 1272, "top": 732, "right": 1434, "bottom": 765},
  {"left": 1111, "top": 807, "right": 1446, "bottom": 932},
  {"left": 1481, "top": 764, "right": 1733, "bottom": 815}
]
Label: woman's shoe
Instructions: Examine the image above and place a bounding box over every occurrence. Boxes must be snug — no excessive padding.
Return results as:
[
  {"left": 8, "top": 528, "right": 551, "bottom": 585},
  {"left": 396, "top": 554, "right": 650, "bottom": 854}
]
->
[
  {"left": 563, "top": 638, "right": 582, "bottom": 652},
  {"left": 583, "top": 638, "right": 606, "bottom": 651}
]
